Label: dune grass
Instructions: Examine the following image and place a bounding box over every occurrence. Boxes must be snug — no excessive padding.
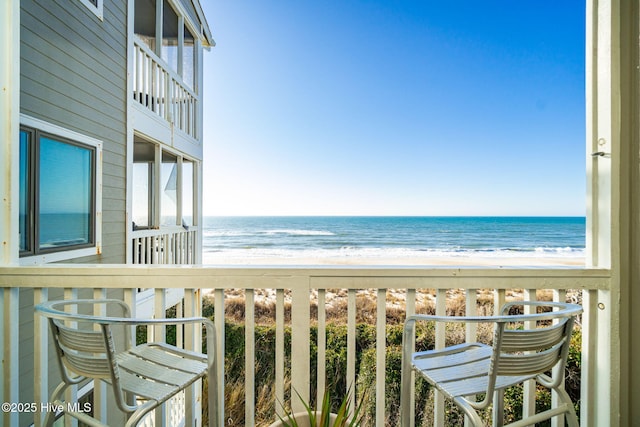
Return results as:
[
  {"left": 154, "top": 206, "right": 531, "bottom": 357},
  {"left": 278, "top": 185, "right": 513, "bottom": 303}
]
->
[{"left": 192, "top": 290, "right": 582, "bottom": 426}]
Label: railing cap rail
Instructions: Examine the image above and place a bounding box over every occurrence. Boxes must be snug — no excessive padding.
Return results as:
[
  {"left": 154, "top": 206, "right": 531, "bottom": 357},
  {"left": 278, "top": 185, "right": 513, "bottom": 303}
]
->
[{"left": 405, "top": 301, "right": 583, "bottom": 324}]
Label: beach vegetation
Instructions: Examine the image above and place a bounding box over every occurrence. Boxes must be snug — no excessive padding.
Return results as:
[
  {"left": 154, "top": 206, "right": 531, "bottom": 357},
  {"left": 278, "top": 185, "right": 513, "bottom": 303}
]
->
[{"left": 147, "top": 291, "right": 581, "bottom": 426}]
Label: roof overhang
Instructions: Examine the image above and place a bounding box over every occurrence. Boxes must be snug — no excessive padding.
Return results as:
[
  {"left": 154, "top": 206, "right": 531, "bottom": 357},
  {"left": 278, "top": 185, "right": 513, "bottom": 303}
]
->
[{"left": 191, "top": 0, "right": 215, "bottom": 48}]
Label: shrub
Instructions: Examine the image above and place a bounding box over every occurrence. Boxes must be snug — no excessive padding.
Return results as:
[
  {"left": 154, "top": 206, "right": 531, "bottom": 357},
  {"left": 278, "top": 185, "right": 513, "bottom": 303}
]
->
[{"left": 198, "top": 297, "right": 582, "bottom": 426}]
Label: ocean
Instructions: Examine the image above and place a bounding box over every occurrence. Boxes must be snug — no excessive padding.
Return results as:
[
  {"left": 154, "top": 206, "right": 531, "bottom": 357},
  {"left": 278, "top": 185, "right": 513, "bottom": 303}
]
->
[{"left": 201, "top": 216, "right": 585, "bottom": 263}]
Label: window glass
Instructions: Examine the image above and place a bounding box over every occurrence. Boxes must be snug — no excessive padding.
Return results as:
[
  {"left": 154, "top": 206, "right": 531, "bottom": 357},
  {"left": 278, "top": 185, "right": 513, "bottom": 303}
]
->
[
  {"left": 183, "top": 25, "right": 195, "bottom": 89},
  {"left": 19, "top": 130, "right": 30, "bottom": 253},
  {"left": 162, "top": 0, "right": 179, "bottom": 72},
  {"left": 161, "top": 151, "right": 178, "bottom": 226},
  {"left": 182, "top": 160, "right": 194, "bottom": 226},
  {"left": 134, "top": 0, "right": 157, "bottom": 50},
  {"left": 38, "top": 136, "right": 93, "bottom": 249},
  {"left": 133, "top": 163, "right": 152, "bottom": 229}
]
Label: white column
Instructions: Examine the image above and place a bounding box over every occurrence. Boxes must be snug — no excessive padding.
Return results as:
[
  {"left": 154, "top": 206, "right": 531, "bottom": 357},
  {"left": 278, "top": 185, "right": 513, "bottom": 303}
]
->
[
  {"left": 0, "top": 0, "right": 20, "bottom": 266},
  {"left": 584, "top": 0, "right": 620, "bottom": 426},
  {"left": 0, "top": 3, "right": 20, "bottom": 425}
]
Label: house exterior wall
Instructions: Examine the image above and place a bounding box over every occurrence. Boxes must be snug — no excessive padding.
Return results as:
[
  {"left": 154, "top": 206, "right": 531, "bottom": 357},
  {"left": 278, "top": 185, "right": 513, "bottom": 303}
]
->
[{"left": 20, "top": 0, "right": 128, "bottom": 264}]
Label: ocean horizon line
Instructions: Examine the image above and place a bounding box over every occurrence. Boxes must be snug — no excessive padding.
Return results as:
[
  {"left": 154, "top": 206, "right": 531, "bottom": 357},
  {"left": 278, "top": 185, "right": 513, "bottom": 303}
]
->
[{"left": 203, "top": 214, "right": 587, "bottom": 219}]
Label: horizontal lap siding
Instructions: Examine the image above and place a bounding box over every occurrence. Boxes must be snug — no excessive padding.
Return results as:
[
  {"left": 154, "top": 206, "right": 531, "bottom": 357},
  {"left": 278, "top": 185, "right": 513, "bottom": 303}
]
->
[{"left": 20, "top": 0, "right": 128, "bottom": 264}]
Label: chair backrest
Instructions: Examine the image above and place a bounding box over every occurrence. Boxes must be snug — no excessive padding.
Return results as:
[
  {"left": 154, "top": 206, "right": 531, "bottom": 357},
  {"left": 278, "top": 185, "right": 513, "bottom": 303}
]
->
[
  {"left": 51, "top": 319, "right": 114, "bottom": 380},
  {"left": 489, "top": 301, "right": 579, "bottom": 383},
  {"left": 36, "top": 299, "right": 131, "bottom": 384}
]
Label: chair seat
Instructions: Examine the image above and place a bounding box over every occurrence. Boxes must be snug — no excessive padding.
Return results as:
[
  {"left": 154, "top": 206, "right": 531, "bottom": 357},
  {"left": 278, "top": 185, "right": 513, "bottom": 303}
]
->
[
  {"left": 115, "top": 342, "right": 208, "bottom": 404},
  {"left": 413, "top": 342, "right": 536, "bottom": 398}
]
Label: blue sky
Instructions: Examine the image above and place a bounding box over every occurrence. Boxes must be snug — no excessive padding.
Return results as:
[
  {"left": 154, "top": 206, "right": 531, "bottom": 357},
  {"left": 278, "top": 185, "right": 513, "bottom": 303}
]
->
[{"left": 200, "top": 1, "right": 585, "bottom": 216}]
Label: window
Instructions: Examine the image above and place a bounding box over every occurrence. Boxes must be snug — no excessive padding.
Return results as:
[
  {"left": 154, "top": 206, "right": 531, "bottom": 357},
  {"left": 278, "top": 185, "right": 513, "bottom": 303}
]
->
[
  {"left": 161, "top": 151, "right": 178, "bottom": 226},
  {"left": 182, "top": 159, "right": 194, "bottom": 226},
  {"left": 134, "top": 0, "right": 199, "bottom": 89},
  {"left": 161, "top": 0, "right": 179, "bottom": 73},
  {"left": 133, "top": 162, "right": 153, "bottom": 229},
  {"left": 183, "top": 25, "right": 195, "bottom": 89},
  {"left": 79, "top": 0, "right": 103, "bottom": 20},
  {"left": 132, "top": 138, "right": 197, "bottom": 230},
  {"left": 19, "top": 122, "right": 99, "bottom": 258}
]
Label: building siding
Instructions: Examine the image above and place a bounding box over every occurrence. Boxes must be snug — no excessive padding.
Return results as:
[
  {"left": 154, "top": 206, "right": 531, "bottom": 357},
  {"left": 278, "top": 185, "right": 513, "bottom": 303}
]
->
[{"left": 20, "top": 0, "right": 128, "bottom": 264}]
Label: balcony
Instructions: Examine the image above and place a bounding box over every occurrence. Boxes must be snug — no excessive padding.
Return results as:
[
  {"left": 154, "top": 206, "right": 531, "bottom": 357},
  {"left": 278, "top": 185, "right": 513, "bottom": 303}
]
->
[
  {"left": 132, "top": 37, "right": 199, "bottom": 145},
  {"left": 131, "top": 227, "right": 199, "bottom": 265},
  {"left": 0, "top": 264, "right": 609, "bottom": 426}
]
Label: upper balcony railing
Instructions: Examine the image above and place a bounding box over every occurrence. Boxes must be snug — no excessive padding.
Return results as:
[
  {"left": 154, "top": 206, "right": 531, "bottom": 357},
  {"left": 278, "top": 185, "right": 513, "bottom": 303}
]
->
[
  {"left": 132, "top": 37, "right": 199, "bottom": 140},
  {"left": 131, "top": 226, "right": 198, "bottom": 265},
  {"left": 0, "top": 265, "right": 609, "bottom": 427}
]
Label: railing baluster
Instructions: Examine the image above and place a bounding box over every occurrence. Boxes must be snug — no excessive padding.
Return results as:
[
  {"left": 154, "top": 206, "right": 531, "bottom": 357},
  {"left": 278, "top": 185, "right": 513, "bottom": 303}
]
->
[
  {"left": 33, "top": 287, "right": 49, "bottom": 427},
  {"left": 245, "top": 289, "right": 255, "bottom": 426},
  {"left": 522, "top": 289, "right": 538, "bottom": 423},
  {"left": 464, "top": 289, "right": 478, "bottom": 427},
  {"left": 133, "top": 39, "right": 199, "bottom": 139},
  {"left": 214, "top": 288, "right": 226, "bottom": 426},
  {"left": 64, "top": 288, "right": 78, "bottom": 427},
  {"left": 184, "top": 289, "right": 199, "bottom": 426},
  {"left": 275, "top": 288, "right": 285, "bottom": 418},
  {"left": 551, "top": 289, "right": 567, "bottom": 427},
  {"left": 405, "top": 288, "right": 416, "bottom": 427},
  {"left": 376, "top": 288, "right": 386, "bottom": 426},
  {"left": 316, "top": 289, "right": 327, "bottom": 407},
  {"left": 434, "top": 288, "right": 447, "bottom": 427},
  {"left": 153, "top": 288, "right": 167, "bottom": 426},
  {"left": 93, "top": 289, "right": 108, "bottom": 424},
  {"left": 346, "top": 289, "right": 357, "bottom": 410}
]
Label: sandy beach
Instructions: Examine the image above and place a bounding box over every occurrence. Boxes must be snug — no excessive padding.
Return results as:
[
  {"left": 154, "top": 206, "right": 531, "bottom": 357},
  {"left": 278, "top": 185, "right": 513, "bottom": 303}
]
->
[
  {"left": 201, "top": 253, "right": 585, "bottom": 313},
  {"left": 202, "top": 253, "right": 585, "bottom": 267}
]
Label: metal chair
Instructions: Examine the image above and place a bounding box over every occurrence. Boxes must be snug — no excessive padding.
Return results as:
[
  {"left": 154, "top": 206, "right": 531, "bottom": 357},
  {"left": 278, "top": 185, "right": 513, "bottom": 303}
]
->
[
  {"left": 35, "top": 299, "right": 217, "bottom": 427},
  {"left": 400, "top": 301, "right": 582, "bottom": 427}
]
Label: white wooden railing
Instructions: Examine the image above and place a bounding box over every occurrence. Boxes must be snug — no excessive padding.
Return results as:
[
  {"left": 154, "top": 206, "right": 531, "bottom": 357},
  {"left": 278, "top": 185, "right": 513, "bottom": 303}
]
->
[
  {"left": 133, "top": 37, "right": 199, "bottom": 139},
  {"left": 0, "top": 266, "right": 609, "bottom": 427},
  {"left": 131, "top": 227, "right": 198, "bottom": 265}
]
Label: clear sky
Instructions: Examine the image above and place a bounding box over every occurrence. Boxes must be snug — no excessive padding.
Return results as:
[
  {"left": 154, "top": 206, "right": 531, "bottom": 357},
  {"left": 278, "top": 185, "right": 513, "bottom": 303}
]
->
[{"left": 200, "top": 1, "right": 585, "bottom": 217}]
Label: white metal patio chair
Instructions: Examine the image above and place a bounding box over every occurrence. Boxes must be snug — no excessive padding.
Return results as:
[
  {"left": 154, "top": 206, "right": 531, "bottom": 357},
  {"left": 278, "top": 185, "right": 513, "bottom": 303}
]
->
[
  {"left": 400, "top": 301, "right": 582, "bottom": 427},
  {"left": 35, "top": 299, "right": 218, "bottom": 427}
]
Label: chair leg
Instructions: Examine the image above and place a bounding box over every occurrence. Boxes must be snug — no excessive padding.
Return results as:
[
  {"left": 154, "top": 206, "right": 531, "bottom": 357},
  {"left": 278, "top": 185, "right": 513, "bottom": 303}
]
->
[
  {"left": 207, "top": 368, "right": 217, "bottom": 427},
  {"left": 492, "top": 389, "right": 504, "bottom": 427},
  {"left": 454, "top": 397, "right": 485, "bottom": 427},
  {"left": 44, "top": 382, "right": 69, "bottom": 427},
  {"left": 552, "top": 386, "right": 579, "bottom": 427}
]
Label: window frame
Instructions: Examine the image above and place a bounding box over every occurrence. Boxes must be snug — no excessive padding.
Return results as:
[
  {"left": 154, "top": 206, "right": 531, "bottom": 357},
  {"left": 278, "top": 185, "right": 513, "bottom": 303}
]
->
[
  {"left": 19, "top": 115, "right": 102, "bottom": 265},
  {"left": 79, "top": 0, "right": 104, "bottom": 20}
]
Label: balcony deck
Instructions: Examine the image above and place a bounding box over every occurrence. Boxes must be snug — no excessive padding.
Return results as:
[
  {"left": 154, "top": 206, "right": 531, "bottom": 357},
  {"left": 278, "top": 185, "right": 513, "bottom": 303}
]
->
[{"left": 0, "top": 264, "right": 609, "bottom": 426}]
